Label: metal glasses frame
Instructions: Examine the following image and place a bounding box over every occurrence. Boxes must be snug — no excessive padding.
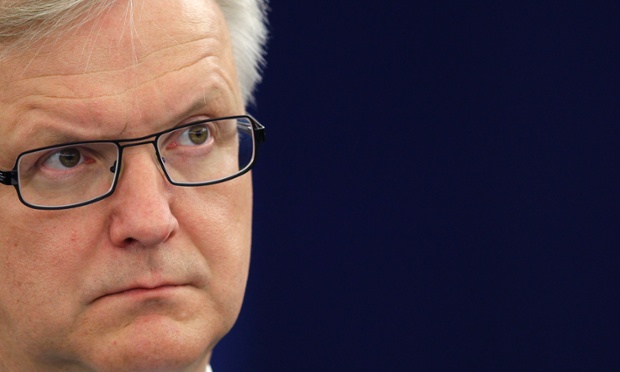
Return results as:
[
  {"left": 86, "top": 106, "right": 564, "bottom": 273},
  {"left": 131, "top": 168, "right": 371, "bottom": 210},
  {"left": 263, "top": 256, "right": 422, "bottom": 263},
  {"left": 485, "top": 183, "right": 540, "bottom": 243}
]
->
[{"left": 0, "top": 114, "right": 265, "bottom": 210}]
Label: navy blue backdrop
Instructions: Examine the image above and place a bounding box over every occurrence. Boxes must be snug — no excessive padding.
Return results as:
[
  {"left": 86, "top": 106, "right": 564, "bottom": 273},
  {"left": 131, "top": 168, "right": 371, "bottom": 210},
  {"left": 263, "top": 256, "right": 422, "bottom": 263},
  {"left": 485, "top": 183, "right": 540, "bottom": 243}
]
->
[{"left": 213, "top": 1, "right": 620, "bottom": 370}]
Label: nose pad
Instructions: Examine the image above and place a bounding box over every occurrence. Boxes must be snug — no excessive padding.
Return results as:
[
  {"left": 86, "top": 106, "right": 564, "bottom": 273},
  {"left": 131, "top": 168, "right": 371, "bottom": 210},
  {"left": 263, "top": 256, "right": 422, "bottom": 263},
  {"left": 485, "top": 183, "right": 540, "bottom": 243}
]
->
[{"left": 153, "top": 151, "right": 167, "bottom": 175}]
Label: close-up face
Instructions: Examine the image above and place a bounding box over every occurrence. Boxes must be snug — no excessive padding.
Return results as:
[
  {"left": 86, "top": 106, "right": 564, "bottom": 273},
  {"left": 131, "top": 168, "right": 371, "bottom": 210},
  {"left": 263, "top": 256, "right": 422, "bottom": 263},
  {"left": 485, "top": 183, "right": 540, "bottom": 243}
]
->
[{"left": 0, "top": 0, "right": 252, "bottom": 370}]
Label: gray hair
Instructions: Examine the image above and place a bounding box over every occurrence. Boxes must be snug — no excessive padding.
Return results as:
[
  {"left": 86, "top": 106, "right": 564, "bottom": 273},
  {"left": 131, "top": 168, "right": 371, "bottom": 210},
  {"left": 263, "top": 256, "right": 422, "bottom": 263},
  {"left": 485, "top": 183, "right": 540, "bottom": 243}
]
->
[{"left": 0, "top": 0, "right": 269, "bottom": 105}]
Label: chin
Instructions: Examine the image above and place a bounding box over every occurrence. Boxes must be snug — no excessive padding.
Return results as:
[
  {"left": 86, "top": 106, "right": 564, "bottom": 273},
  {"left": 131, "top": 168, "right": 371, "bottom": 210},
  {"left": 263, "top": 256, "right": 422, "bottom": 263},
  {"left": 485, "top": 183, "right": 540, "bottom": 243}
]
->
[{"left": 82, "top": 315, "right": 216, "bottom": 372}]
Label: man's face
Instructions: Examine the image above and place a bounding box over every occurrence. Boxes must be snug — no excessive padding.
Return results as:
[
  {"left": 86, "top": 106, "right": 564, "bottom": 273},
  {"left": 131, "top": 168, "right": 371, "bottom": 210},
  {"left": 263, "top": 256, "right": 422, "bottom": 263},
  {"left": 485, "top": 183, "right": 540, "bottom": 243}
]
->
[{"left": 0, "top": 0, "right": 251, "bottom": 370}]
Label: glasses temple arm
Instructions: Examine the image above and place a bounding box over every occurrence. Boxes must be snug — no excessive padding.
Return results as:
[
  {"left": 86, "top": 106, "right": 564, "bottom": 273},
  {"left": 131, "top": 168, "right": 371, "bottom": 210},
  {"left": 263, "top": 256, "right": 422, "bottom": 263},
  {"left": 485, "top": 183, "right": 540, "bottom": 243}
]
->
[
  {"left": 251, "top": 118, "right": 266, "bottom": 145},
  {"left": 0, "top": 170, "right": 17, "bottom": 186}
]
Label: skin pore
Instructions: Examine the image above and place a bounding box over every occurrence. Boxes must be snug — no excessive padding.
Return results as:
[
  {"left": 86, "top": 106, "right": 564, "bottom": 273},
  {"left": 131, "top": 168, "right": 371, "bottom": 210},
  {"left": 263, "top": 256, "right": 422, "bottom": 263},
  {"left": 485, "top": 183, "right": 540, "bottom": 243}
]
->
[{"left": 0, "top": 0, "right": 252, "bottom": 371}]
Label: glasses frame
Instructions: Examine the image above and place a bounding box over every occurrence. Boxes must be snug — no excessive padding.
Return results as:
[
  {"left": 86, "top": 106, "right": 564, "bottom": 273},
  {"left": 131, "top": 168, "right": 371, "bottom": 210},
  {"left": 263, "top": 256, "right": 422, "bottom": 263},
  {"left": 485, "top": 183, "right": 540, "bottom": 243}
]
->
[{"left": 0, "top": 114, "right": 265, "bottom": 210}]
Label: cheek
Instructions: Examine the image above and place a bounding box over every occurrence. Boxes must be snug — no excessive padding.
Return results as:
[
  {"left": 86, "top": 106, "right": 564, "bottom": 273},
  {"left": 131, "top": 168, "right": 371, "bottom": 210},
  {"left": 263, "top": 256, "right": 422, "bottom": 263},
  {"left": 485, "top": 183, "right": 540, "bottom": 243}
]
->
[
  {"left": 0, "top": 210, "right": 106, "bottom": 340},
  {"left": 175, "top": 175, "right": 253, "bottom": 314},
  {"left": 1, "top": 209, "right": 103, "bottom": 272},
  {"left": 177, "top": 172, "right": 252, "bottom": 252}
]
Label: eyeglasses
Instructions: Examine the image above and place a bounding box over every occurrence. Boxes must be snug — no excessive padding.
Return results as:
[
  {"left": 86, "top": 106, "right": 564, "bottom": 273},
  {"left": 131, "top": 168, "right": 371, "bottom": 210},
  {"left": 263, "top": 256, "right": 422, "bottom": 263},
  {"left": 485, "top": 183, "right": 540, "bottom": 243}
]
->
[{"left": 0, "top": 115, "right": 265, "bottom": 210}]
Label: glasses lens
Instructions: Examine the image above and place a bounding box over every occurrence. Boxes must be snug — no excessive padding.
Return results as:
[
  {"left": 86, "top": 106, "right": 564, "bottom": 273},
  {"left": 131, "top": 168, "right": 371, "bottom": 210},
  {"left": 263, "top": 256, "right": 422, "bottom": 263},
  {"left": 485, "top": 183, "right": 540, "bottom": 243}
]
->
[
  {"left": 17, "top": 143, "right": 119, "bottom": 208},
  {"left": 157, "top": 117, "right": 255, "bottom": 184}
]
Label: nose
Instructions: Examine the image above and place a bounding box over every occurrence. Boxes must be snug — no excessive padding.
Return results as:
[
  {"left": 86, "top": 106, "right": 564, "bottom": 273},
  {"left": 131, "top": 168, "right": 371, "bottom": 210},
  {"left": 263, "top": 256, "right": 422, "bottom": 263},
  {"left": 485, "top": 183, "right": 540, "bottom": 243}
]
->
[{"left": 108, "top": 146, "right": 179, "bottom": 248}]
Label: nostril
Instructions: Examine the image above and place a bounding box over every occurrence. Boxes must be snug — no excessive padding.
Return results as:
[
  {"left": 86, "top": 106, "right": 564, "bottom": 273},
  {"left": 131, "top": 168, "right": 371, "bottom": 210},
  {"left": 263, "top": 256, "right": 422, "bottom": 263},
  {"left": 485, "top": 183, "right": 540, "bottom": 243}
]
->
[{"left": 123, "top": 237, "right": 137, "bottom": 246}]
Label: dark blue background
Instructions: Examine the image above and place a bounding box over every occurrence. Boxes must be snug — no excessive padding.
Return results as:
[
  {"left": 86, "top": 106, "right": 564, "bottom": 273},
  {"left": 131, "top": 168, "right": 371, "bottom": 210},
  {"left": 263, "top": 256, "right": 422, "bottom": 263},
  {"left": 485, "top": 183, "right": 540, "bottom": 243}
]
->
[{"left": 214, "top": 1, "right": 620, "bottom": 370}]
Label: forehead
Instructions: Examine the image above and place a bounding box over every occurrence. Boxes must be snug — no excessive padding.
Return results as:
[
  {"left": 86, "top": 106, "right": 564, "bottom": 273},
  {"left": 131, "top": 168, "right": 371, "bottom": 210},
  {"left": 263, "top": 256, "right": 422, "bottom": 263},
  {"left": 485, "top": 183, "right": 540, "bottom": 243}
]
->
[
  {"left": 0, "top": 0, "right": 241, "bottom": 166},
  {"left": 2, "top": 0, "right": 232, "bottom": 72}
]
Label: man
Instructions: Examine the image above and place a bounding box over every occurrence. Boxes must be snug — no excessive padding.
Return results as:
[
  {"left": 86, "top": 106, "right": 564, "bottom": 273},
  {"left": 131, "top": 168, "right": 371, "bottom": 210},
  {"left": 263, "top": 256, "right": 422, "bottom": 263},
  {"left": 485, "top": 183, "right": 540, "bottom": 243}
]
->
[{"left": 0, "top": 0, "right": 268, "bottom": 370}]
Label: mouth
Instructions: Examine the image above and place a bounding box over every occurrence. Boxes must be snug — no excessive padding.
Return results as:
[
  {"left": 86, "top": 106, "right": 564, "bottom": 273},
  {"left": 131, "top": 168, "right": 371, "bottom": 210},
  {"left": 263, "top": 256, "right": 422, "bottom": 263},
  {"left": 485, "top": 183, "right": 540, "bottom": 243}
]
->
[
  {"left": 113, "top": 284, "right": 182, "bottom": 295},
  {"left": 93, "top": 283, "right": 189, "bottom": 304}
]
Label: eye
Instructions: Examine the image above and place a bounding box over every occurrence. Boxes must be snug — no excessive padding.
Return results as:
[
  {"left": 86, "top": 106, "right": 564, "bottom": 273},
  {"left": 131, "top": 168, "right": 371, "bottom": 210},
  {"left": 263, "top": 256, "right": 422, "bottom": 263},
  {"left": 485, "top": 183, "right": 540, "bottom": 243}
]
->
[
  {"left": 178, "top": 125, "right": 211, "bottom": 146},
  {"left": 42, "top": 147, "right": 86, "bottom": 169}
]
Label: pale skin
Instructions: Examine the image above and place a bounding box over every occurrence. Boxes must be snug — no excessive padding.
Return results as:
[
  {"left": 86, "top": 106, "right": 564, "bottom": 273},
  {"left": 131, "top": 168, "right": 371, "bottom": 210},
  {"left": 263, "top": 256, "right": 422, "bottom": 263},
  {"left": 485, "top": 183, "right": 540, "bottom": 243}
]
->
[{"left": 0, "top": 0, "right": 252, "bottom": 371}]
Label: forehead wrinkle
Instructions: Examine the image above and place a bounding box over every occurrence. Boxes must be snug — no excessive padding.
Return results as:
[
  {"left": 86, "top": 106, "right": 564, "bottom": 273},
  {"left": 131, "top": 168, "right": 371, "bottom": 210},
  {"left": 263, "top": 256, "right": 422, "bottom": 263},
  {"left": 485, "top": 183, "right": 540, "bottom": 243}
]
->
[
  {"left": 9, "top": 36, "right": 221, "bottom": 89},
  {"left": 4, "top": 43, "right": 223, "bottom": 128},
  {"left": 0, "top": 33, "right": 230, "bottom": 109}
]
